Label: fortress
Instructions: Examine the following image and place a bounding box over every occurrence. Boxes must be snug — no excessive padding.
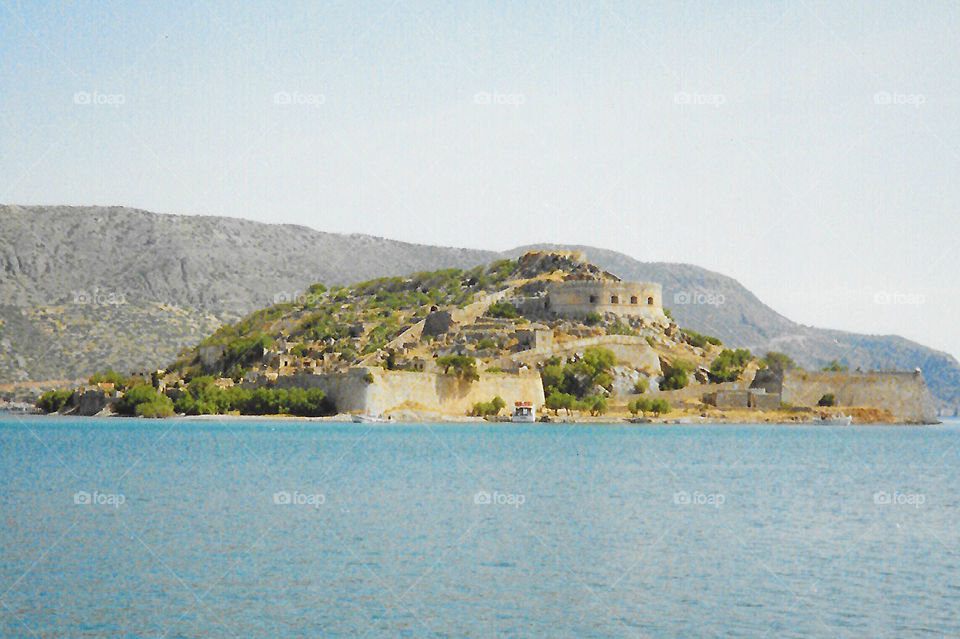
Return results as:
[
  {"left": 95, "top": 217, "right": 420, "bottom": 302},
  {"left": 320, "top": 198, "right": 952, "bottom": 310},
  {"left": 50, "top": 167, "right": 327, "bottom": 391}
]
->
[{"left": 545, "top": 280, "right": 667, "bottom": 322}]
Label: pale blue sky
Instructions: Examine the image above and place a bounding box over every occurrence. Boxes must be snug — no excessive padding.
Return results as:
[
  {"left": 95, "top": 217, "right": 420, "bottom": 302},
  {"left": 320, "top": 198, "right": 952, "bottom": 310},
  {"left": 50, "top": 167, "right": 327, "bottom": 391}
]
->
[{"left": 1, "top": 1, "right": 958, "bottom": 358}]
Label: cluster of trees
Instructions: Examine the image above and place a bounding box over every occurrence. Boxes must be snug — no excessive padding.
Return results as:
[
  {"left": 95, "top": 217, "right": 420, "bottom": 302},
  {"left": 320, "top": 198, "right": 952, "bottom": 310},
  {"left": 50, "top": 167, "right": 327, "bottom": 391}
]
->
[
  {"left": 470, "top": 396, "right": 506, "bottom": 417},
  {"left": 116, "top": 384, "right": 175, "bottom": 418},
  {"left": 708, "top": 348, "right": 753, "bottom": 382},
  {"left": 37, "top": 389, "right": 74, "bottom": 413},
  {"left": 174, "top": 377, "right": 334, "bottom": 416},
  {"left": 436, "top": 355, "right": 480, "bottom": 381},
  {"left": 544, "top": 392, "right": 608, "bottom": 416},
  {"left": 627, "top": 397, "right": 670, "bottom": 416},
  {"left": 541, "top": 347, "right": 617, "bottom": 416},
  {"left": 88, "top": 369, "right": 130, "bottom": 389}
]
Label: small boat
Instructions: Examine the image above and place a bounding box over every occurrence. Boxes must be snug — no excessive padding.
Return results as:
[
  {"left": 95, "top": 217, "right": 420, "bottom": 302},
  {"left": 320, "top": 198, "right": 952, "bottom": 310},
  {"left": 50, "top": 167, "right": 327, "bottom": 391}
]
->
[
  {"left": 352, "top": 412, "right": 394, "bottom": 424},
  {"left": 815, "top": 412, "right": 853, "bottom": 425},
  {"left": 511, "top": 401, "right": 536, "bottom": 423}
]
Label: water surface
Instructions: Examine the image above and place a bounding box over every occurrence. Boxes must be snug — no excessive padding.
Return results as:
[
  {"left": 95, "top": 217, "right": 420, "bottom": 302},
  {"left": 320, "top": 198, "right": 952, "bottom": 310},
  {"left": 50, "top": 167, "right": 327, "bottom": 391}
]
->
[{"left": 1, "top": 416, "right": 958, "bottom": 638}]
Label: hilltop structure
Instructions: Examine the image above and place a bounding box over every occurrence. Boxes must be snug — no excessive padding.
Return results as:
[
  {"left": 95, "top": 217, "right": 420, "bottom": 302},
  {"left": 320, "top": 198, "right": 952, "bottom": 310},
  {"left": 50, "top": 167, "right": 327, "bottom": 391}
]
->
[{"left": 545, "top": 280, "right": 665, "bottom": 321}]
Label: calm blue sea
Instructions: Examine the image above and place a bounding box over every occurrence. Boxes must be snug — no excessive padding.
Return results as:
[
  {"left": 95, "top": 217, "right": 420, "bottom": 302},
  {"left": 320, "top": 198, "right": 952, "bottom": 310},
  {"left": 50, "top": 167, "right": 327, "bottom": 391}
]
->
[{"left": 1, "top": 415, "right": 958, "bottom": 638}]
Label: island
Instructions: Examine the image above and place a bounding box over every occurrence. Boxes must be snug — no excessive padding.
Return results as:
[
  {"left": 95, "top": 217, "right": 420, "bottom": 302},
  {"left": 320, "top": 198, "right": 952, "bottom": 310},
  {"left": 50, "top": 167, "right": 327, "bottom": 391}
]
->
[{"left": 35, "top": 251, "right": 938, "bottom": 424}]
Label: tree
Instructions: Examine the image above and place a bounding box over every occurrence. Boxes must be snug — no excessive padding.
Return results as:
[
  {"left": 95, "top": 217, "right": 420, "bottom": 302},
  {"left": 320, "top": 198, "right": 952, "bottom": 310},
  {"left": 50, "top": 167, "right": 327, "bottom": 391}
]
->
[
  {"left": 822, "top": 360, "right": 849, "bottom": 372},
  {"left": 582, "top": 395, "right": 608, "bottom": 416},
  {"left": 818, "top": 393, "right": 836, "bottom": 407},
  {"left": 437, "top": 355, "right": 479, "bottom": 381},
  {"left": 761, "top": 351, "right": 796, "bottom": 374},
  {"left": 633, "top": 377, "right": 649, "bottom": 394},
  {"left": 491, "top": 396, "right": 506, "bottom": 414}
]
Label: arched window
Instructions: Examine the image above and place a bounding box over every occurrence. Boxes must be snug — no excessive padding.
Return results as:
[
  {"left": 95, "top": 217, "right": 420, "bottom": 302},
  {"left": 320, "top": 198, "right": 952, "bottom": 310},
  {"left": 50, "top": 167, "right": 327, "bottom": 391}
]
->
[
  {"left": 611, "top": 295, "right": 619, "bottom": 304},
  {"left": 647, "top": 297, "right": 654, "bottom": 305},
  {"left": 630, "top": 296, "right": 638, "bottom": 304},
  {"left": 589, "top": 295, "right": 598, "bottom": 304}
]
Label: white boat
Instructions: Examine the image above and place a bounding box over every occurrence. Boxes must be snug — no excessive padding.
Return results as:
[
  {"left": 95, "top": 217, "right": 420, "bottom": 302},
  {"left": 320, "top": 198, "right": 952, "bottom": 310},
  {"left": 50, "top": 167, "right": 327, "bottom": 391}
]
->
[
  {"left": 815, "top": 412, "right": 852, "bottom": 425},
  {"left": 511, "top": 401, "right": 536, "bottom": 423},
  {"left": 352, "top": 412, "right": 394, "bottom": 424}
]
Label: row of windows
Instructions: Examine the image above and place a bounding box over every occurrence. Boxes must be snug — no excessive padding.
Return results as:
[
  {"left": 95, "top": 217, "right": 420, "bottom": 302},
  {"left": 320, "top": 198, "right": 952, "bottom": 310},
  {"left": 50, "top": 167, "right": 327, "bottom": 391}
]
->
[{"left": 588, "top": 294, "right": 655, "bottom": 305}]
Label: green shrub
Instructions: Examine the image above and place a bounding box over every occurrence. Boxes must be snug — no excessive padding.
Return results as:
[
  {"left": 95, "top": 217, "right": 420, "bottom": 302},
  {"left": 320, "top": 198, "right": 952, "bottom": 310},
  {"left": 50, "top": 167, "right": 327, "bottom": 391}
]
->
[
  {"left": 683, "top": 330, "right": 723, "bottom": 349},
  {"left": 818, "top": 393, "right": 836, "bottom": 407},
  {"left": 607, "top": 321, "right": 636, "bottom": 336},
  {"left": 633, "top": 377, "right": 649, "bottom": 394},
  {"left": 660, "top": 359, "right": 692, "bottom": 390},
  {"left": 135, "top": 396, "right": 174, "bottom": 418},
  {"left": 709, "top": 348, "right": 753, "bottom": 383},
  {"left": 37, "top": 389, "right": 74, "bottom": 413},
  {"left": 585, "top": 312, "right": 602, "bottom": 326},
  {"left": 476, "top": 338, "right": 496, "bottom": 350},
  {"left": 487, "top": 301, "right": 519, "bottom": 319},
  {"left": 822, "top": 360, "right": 849, "bottom": 372}
]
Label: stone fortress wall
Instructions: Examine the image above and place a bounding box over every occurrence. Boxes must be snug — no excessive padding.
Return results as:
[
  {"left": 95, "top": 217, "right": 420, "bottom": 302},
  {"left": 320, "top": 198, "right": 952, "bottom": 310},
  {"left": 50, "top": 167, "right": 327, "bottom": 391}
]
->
[
  {"left": 276, "top": 367, "right": 545, "bottom": 416},
  {"left": 545, "top": 280, "right": 666, "bottom": 321},
  {"left": 781, "top": 370, "right": 937, "bottom": 424}
]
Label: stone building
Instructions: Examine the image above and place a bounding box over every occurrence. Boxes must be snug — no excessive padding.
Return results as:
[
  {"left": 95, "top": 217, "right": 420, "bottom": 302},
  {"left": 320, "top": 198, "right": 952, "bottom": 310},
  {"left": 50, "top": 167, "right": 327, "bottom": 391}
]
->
[
  {"left": 703, "top": 388, "right": 780, "bottom": 410},
  {"left": 544, "top": 280, "right": 666, "bottom": 321}
]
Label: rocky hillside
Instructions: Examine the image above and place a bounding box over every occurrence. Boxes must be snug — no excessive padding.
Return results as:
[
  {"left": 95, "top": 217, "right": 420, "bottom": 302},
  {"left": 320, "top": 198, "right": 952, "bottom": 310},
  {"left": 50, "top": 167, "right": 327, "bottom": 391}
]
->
[{"left": 1, "top": 205, "right": 957, "bottom": 409}]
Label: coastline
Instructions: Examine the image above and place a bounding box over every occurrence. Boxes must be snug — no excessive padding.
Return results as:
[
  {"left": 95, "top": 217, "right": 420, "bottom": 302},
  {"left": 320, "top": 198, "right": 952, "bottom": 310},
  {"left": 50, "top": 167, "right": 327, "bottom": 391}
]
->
[{"left": 9, "top": 410, "right": 937, "bottom": 426}]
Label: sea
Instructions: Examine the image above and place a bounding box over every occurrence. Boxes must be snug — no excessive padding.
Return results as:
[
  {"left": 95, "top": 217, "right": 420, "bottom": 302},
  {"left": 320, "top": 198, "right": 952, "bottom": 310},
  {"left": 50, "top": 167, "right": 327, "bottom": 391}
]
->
[{"left": 1, "top": 415, "right": 958, "bottom": 638}]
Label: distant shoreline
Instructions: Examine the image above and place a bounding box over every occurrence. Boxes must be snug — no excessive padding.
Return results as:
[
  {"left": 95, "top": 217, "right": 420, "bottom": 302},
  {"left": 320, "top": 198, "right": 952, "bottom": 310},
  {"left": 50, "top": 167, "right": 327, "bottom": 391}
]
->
[{"left": 4, "top": 411, "right": 937, "bottom": 426}]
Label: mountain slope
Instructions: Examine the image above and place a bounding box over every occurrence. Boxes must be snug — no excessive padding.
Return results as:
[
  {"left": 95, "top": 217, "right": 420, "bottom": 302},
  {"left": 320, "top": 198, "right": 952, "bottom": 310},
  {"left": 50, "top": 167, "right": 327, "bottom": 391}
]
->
[{"left": 1, "top": 205, "right": 956, "bottom": 409}]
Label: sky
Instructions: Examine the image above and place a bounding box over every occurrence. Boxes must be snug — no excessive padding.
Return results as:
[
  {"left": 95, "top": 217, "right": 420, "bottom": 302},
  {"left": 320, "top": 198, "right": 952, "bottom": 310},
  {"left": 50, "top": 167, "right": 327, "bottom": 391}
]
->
[{"left": 1, "top": 0, "right": 958, "bottom": 359}]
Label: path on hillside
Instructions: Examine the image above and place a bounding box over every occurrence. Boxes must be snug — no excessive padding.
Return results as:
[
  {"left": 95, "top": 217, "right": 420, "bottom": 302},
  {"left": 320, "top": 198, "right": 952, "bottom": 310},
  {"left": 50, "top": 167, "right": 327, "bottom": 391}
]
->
[{"left": 359, "top": 285, "right": 517, "bottom": 364}]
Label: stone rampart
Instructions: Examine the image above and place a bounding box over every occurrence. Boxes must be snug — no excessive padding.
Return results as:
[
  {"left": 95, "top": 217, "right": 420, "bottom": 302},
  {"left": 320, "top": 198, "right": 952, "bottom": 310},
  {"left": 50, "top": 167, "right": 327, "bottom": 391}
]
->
[
  {"left": 782, "top": 370, "right": 937, "bottom": 423},
  {"left": 277, "top": 367, "right": 545, "bottom": 416}
]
